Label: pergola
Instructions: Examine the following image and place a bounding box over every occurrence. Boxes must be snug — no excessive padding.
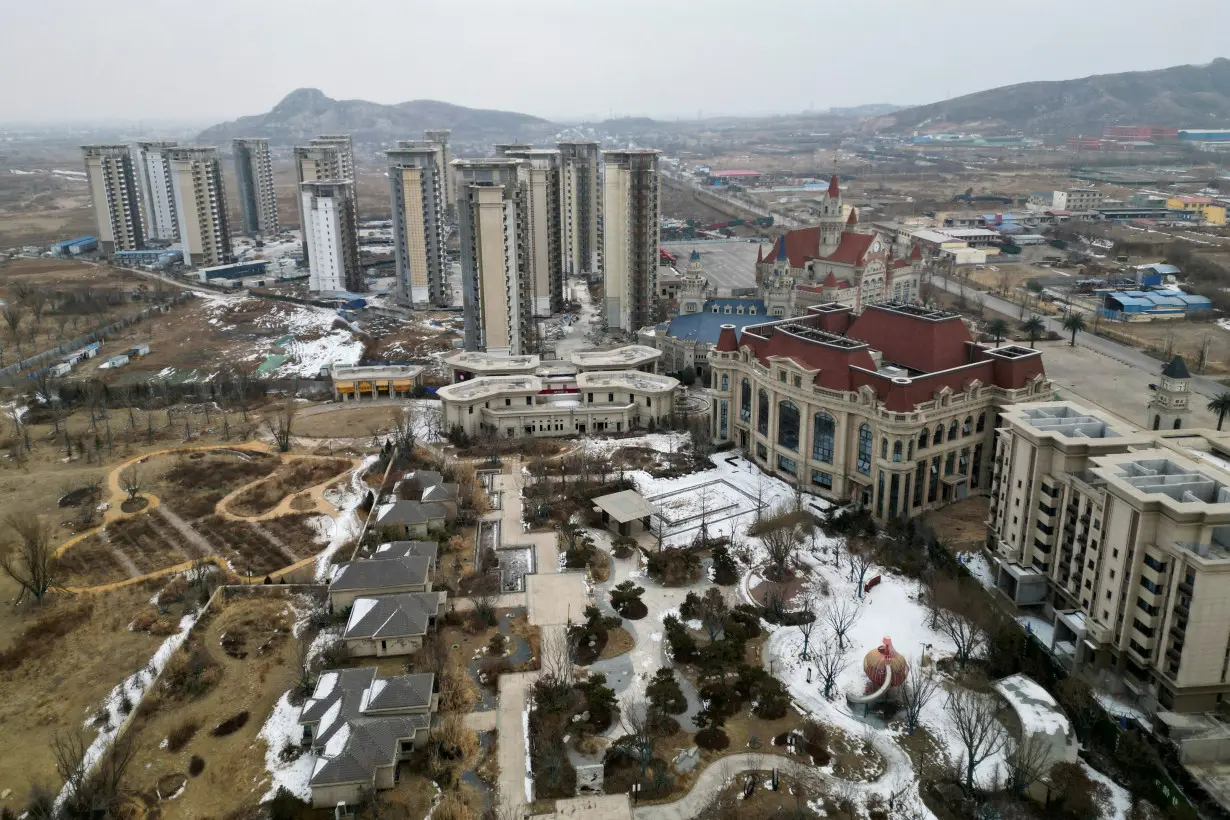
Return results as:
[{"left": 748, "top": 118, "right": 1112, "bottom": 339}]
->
[{"left": 591, "top": 489, "right": 661, "bottom": 536}]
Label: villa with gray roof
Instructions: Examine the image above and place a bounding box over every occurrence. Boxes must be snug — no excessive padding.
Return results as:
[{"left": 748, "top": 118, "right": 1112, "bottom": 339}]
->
[
  {"left": 328, "top": 555, "right": 433, "bottom": 611},
  {"left": 370, "top": 540, "right": 439, "bottom": 568},
  {"left": 299, "top": 668, "right": 438, "bottom": 808},
  {"left": 343, "top": 591, "right": 446, "bottom": 656},
  {"left": 373, "top": 500, "right": 449, "bottom": 538}
]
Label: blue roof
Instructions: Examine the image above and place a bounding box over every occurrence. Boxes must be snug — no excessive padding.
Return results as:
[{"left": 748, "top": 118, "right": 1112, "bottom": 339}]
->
[
  {"left": 1107, "top": 295, "right": 1151, "bottom": 307},
  {"left": 1139, "top": 263, "right": 1180, "bottom": 275},
  {"left": 666, "top": 299, "right": 769, "bottom": 344}
]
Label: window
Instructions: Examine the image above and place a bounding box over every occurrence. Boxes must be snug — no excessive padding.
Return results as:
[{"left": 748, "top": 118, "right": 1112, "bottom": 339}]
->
[
  {"left": 749, "top": 306, "right": 757, "bottom": 315},
  {"left": 720, "top": 374, "right": 729, "bottom": 391},
  {"left": 757, "top": 389, "right": 769, "bottom": 435},
  {"left": 740, "top": 379, "right": 751, "bottom": 421},
  {"left": 778, "top": 371, "right": 787, "bottom": 383},
  {"left": 719, "top": 401, "right": 728, "bottom": 438},
  {"left": 712, "top": 305, "right": 719, "bottom": 313},
  {"left": 812, "top": 469, "right": 833, "bottom": 489},
  {"left": 976, "top": 412, "right": 986, "bottom": 433},
  {"left": 881, "top": 437, "right": 889, "bottom": 459},
  {"left": 736, "top": 306, "right": 744, "bottom": 315},
  {"left": 934, "top": 423, "right": 944, "bottom": 445},
  {"left": 813, "top": 412, "right": 835, "bottom": 463},
  {"left": 467, "top": 406, "right": 473, "bottom": 415},
  {"left": 948, "top": 420, "right": 959, "bottom": 441},
  {"left": 856, "top": 424, "right": 872, "bottom": 474},
  {"left": 793, "top": 375, "right": 801, "bottom": 388},
  {"left": 1141, "top": 577, "right": 1163, "bottom": 594},
  {"left": 777, "top": 401, "right": 800, "bottom": 451},
  {"left": 505, "top": 398, "right": 511, "bottom": 406},
  {"left": 756, "top": 442, "right": 768, "bottom": 460},
  {"left": 962, "top": 416, "right": 972, "bottom": 436},
  {"left": 778, "top": 454, "right": 797, "bottom": 475},
  {"left": 893, "top": 441, "right": 903, "bottom": 463},
  {"left": 918, "top": 427, "right": 929, "bottom": 449},
  {"left": 1143, "top": 555, "right": 1167, "bottom": 573},
  {"left": 608, "top": 393, "right": 614, "bottom": 402},
  {"left": 945, "top": 452, "right": 955, "bottom": 475},
  {"left": 587, "top": 393, "right": 593, "bottom": 403},
  {"left": 526, "top": 397, "right": 532, "bottom": 405}
]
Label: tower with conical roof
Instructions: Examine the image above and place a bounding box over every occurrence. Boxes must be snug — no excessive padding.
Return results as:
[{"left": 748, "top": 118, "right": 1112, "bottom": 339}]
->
[
  {"left": 678, "top": 249, "right": 709, "bottom": 314},
  {"left": 1149, "top": 355, "right": 1191, "bottom": 430},
  {"left": 817, "top": 174, "right": 845, "bottom": 256}
]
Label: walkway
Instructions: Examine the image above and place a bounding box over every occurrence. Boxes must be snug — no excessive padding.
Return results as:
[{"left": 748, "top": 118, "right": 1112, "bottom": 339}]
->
[{"left": 631, "top": 753, "right": 778, "bottom": 820}]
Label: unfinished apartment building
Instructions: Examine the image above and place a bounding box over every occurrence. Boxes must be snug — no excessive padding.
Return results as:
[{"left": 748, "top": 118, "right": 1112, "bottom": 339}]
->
[
  {"left": 387, "top": 144, "right": 448, "bottom": 305},
  {"left": 559, "top": 141, "right": 602, "bottom": 279},
  {"left": 989, "top": 401, "right": 1230, "bottom": 712},
  {"left": 502, "top": 148, "right": 564, "bottom": 317}
]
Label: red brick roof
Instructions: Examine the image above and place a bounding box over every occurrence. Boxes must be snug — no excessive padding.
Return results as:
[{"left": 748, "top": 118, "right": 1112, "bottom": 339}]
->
[
  {"left": 847, "top": 304, "right": 973, "bottom": 373},
  {"left": 821, "top": 231, "right": 876, "bottom": 266},
  {"left": 715, "top": 325, "right": 739, "bottom": 352},
  {"left": 847, "top": 208, "right": 858, "bottom": 226},
  {"left": 765, "top": 227, "right": 820, "bottom": 268},
  {"left": 828, "top": 174, "right": 840, "bottom": 198},
  {"left": 909, "top": 243, "right": 922, "bottom": 260}
]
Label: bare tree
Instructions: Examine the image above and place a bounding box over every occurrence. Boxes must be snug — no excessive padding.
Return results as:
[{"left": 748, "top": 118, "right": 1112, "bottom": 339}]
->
[
  {"left": 946, "top": 688, "right": 1008, "bottom": 794},
  {"left": 389, "top": 405, "right": 419, "bottom": 457},
  {"left": 540, "top": 625, "right": 576, "bottom": 688},
  {"left": 0, "top": 512, "right": 59, "bottom": 604},
  {"left": 796, "top": 597, "right": 818, "bottom": 660},
  {"left": 846, "top": 545, "right": 876, "bottom": 598},
  {"left": 267, "top": 400, "right": 297, "bottom": 452},
  {"left": 822, "top": 596, "right": 862, "bottom": 652},
  {"left": 52, "top": 729, "right": 137, "bottom": 818},
  {"left": 939, "top": 611, "right": 986, "bottom": 668},
  {"left": 1004, "top": 731, "right": 1054, "bottom": 798},
  {"left": 813, "top": 631, "right": 849, "bottom": 699},
  {"left": 616, "top": 696, "right": 659, "bottom": 778},
  {"left": 119, "top": 463, "right": 143, "bottom": 502},
  {"left": 898, "top": 660, "right": 940, "bottom": 734},
  {"left": 760, "top": 524, "right": 797, "bottom": 581},
  {"left": 698, "top": 586, "right": 727, "bottom": 642}
]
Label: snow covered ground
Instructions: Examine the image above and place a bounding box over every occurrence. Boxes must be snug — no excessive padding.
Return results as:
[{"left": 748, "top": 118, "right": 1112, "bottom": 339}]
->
[
  {"left": 199, "top": 297, "right": 363, "bottom": 377},
  {"left": 315, "top": 454, "right": 378, "bottom": 580}
]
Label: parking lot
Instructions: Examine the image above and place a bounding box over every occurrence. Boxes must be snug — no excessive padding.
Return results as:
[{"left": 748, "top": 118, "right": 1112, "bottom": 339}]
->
[{"left": 662, "top": 240, "right": 762, "bottom": 295}]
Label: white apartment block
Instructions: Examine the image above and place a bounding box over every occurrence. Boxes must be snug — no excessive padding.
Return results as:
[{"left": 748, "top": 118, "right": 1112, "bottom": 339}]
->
[
  {"left": 167, "top": 147, "right": 231, "bottom": 267},
  {"left": 602, "top": 149, "right": 660, "bottom": 334},
  {"left": 82, "top": 145, "right": 145, "bottom": 254},
  {"left": 388, "top": 144, "right": 448, "bottom": 306},
  {"left": 504, "top": 149, "right": 563, "bottom": 317},
  {"left": 455, "top": 159, "right": 529, "bottom": 355},
  {"left": 438, "top": 345, "right": 674, "bottom": 439},
  {"left": 559, "top": 141, "right": 602, "bottom": 279},
  {"left": 232, "top": 138, "right": 279, "bottom": 237},
  {"left": 301, "top": 180, "right": 361, "bottom": 294},
  {"left": 1052, "top": 188, "right": 1104, "bottom": 212},
  {"left": 989, "top": 401, "right": 1230, "bottom": 712},
  {"left": 295, "top": 141, "right": 352, "bottom": 265},
  {"left": 135, "top": 141, "right": 179, "bottom": 241}
]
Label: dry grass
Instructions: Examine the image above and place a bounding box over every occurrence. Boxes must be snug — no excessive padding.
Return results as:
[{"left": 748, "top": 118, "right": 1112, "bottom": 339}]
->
[
  {"left": 597, "top": 626, "right": 635, "bottom": 661},
  {"left": 227, "top": 458, "right": 351, "bottom": 517}
]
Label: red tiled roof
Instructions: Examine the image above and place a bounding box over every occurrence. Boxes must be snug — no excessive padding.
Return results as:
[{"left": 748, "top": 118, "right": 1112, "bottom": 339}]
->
[
  {"left": 741, "top": 324, "right": 877, "bottom": 393},
  {"left": 824, "top": 272, "right": 838, "bottom": 287},
  {"left": 892, "top": 258, "right": 911, "bottom": 270},
  {"left": 847, "top": 208, "right": 858, "bottom": 226},
  {"left": 766, "top": 227, "right": 820, "bottom": 268},
  {"left": 909, "top": 244, "right": 922, "bottom": 260},
  {"left": 847, "top": 304, "right": 974, "bottom": 373},
  {"left": 820, "top": 231, "right": 876, "bottom": 266},
  {"left": 715, "top": 325, "right": 739, "bottom": 352},
  {"left": 828, "top": 174, "right": 840, "bottom": 198}
]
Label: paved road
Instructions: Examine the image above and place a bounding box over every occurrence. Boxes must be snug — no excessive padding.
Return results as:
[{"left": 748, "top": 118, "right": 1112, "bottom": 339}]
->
[
  {"left": 631, "top": 752, "right": 782, "bottom": 820},
  {"left": 934, "top": 275, "right": 1228, "bottom": 401}
]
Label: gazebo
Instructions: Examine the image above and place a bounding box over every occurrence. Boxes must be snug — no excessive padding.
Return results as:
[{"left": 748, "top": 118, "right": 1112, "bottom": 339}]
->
[{"left": 591, "top": 489, "right": 661, "bottom": 536}]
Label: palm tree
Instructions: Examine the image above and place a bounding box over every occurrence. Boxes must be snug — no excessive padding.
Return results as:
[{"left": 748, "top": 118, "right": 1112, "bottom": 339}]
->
[
  {"left": 1062, "top": 312, "right": 1087, "bottom": 347},
  {"left": 1208, "top": 392, "right": 1230, "bottom": 432},
  {"left": 986, "top": 318, "right": 1008, "bottom": 345},
  {"left": 1021, "top": 316, "right": 1046, "bottom": 349}
]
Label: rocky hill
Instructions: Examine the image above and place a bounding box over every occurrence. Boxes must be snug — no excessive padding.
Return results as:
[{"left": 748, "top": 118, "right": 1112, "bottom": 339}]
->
[
  {"left": 197, "top": 88, "right": 552, "bottom": 145},
  {"left": 870, "top": 58, "right": 1230, "bottom": 136}
]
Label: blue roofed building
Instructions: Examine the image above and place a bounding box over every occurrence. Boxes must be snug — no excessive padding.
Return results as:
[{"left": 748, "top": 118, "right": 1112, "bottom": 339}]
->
[{"left": 1100, "top": 288, "right": 1213, "bottom": 321}]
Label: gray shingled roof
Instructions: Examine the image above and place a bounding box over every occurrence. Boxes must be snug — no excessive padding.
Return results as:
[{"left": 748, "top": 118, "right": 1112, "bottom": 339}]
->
[
  {"left": 362, "top": 673, "right": 435, "bottom": 712},
  {"left": 310, "top": 715, "right": 430, "bottom": 786},
  {"left": 330, "top": 555, "right": 431, "bottom": 592},
  {"left": 1163, "top": 355, "right": 1190, "bottom": 379},
  {"left": 422, "top": 483, "right": 459, "bottom": 503},
  {"left": 376, "top": 500, "right": 449, "bottom": 526},
  {"left": 300, "top": 668, "right": 376, "bottom": 748},
  {"left": 373, "top": 540, "right": 439, "bottom": 564},
  {"left": 343, "top": 592, "right": 444, "bottom": 640}
]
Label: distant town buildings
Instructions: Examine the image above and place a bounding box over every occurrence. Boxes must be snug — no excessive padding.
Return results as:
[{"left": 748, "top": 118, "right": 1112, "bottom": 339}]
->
[
  {"left": 301, "top": 180, "right": 362, "bottom": 294},
  {"left": 134, "top": 141, "right": 180, "bottom": 242},
  {"left": 232, "top": 138, "right": 279, "bottom": 237},
  {"left": 387, "top": 144, "right": 449, "bottom": 306},
  {"left": 82, "top": 145, "right": 145, "bottom": 254},
  {"left": 559, "top": 141, "right": 603, "bottom": 280},
  {"left": 167, "top": 147, "right": 232, "bottom": 267},
  {"left": 602, "top": 149, "right": 661, "bottom": 334},
  {"left": 1052, "top": 187, "right": 1105, "bottom": 212}
]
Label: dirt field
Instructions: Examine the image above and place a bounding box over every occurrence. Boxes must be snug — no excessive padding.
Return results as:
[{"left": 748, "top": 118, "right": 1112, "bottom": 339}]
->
[
  {"left": 119, "top": 592, "right": 306, "bottom": 819},
  {"left": 922, "top": 497, "right": 990, "bottom": 552},
  {"left": 0, "top": 582, "right": 187, "bottom": 805},
  {"left": 226, "top": 458, "right": 351, "bottom": 517}
]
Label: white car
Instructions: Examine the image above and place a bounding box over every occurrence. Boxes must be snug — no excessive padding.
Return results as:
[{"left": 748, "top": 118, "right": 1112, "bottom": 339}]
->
[{"left": 989, "top": 266, "right": 998, "bottom": 271}]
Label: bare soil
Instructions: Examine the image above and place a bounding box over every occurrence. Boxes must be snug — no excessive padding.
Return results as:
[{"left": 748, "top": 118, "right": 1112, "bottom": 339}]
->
[{"left": 227, "top": 458, "right": 351, "bottom": 517}]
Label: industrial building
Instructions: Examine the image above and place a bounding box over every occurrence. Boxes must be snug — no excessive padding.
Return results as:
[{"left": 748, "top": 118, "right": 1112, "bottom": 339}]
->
[
  {"left": 387, "top": 144, "right": 449, "bottom": 306},
  {"left": 558, "top": 141, "right": 602, "bottom": 280},
  {"left": 503, "top": 148, "right": 564, "bottom": 317},
  {"left": 232, "top": 138, "right": 279, "bottom": 237},
  {"left": 1100, "top": 289, "right": 1214, "bottom": 321},
  {"left": 1166, "top": 196, "right": 1226, "bottom": 226},
  {"left": 1052, "top": 188, "right": 1105, "bottom": 212},
  {"left": 52, "top": 236, "right": 98, "bottom": 257},
  {"left": 167, "top": 147, "right": 232, "bottom": 268},
  {"left": 113, "top": 248, "right": 181, "bottom": 269},
  {"left": 602, "top": 149, "right": 661, "bottom": 333},
  {"left": 301, "top": 180, "right": 362, "bottom": 294},
  {"left": 135, "top": 141, "right": 180, "bottom": 242},
  {"left": 197, "top": 260, "right": 270, "bottom": 282},
  {"left": 82, "top": 145, "right": 145, "bottom": 254}
]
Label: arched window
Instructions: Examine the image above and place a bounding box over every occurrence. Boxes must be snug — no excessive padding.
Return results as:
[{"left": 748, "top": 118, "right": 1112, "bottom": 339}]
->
[
  {"left": 976, "top": 412, "right": 986, "bottom": 433},
  {"left": 962, "top": 416, "right": 973, "bottom": 436},
  {"left": 1153, "top": 415, "right": 1161, "bottom": 431},
  {"left": 934, "top": 423, "right": 945, "bottom": 445},
  {"left": 908, "top": 440, "right": 914, "bottom": 461},
  {"left": 856, "top": 424, "right": 872, "bottom": 474},
  {"left": 740, "top": 379, "right": 752, "bottom": 421},
  {"left": 777, "top": 401, "right": 800, "bottom": 451},
  {"left": 757, "top": 389, "right": 769, "bottom": 436},
  {"left": 1174, "top": 418, "right": 1182, "bottom": 430},
  {"left": 893, "top": 441, "right": 903, "bottom": 463},
  {"left": 720, "top": 374, "right": 729, "bottom": 391},
  {"left": 881, "top": 437, "right": 889, "bottom": 459},
  {"left": 948, "top": 420, "right": 959, "bottom": 441},
  {"left": 813, "top": 412, "right": 835, "bottom": 463},
  {"left": 918, "top": 427, "right": 929, "bottom": 449}
]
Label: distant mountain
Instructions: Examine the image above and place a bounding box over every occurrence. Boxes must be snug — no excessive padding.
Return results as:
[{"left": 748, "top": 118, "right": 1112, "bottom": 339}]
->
[
  {"left": 825, "top": 103, "right": 901, "bottom": 118},
  {"left": 870, "top": 59, "right": 1230, "bottom": 136},
  {"left": 197, "top": 88, "right": 552, "bottom": 145}
]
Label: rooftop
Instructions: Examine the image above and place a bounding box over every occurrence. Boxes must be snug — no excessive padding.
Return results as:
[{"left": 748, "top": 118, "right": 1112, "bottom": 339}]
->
[
  {"left": 576, "top": 371, "right": 678, "bottom": 392},
  {"left": 343, "top": 592, "right": 445, "bottom": 640},
  {"left": 436, "top": 375, "right": 541, "bottom": 401},
  {"left": 331, "top": 363, "right": 423, "bottom": 381},
  {"left": 330, "top": 555, "right": 432, "bottom": 591},
  {"left": 1023, "top": 405, "right": 1123, "bottom": 439},
  {"left": 569, "top": 345, "right": 661, "bottom": 369},
  {"left": 592, "top": 489, "right": 661, "bottom": 523},
  {"left": 443, "top": 351, "right": 541, "bottom": 373},
  {"left": 994, "top": 674, "right": 1074, "bottom": 739}
]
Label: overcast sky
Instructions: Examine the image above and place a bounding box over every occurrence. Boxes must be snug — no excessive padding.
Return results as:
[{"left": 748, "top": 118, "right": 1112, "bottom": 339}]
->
[{"left": 4, "top": 0, "right": 1230, "bottom": 124}]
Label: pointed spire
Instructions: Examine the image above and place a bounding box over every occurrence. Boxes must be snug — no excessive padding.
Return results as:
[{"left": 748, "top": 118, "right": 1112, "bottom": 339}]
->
[
  {"left": 909, "top": 243, "right": 922, "bottom": 260},
  {"left": 690, "top": 248, "right": 700, "bottom": 261},
  {"left": 756, "top": 244, "right": 764, "bottom": 264},
  {"left": 828, "top": 174, "right": 840, "bottom": 198},
  {"left": 846, "top": 208, "right": 858, "bottom": 227},
  {"left": 776, "top": 237, "right": 788, "bottom": 263}
]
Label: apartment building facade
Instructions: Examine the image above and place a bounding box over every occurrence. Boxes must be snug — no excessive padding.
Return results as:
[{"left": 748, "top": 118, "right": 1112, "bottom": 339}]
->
[
  {"left": 294, "top": 141, "right": 351, "bottom": 264},
  {"left": 301, "top": 180, "right": 362, "bottom": 294},
  {"left": 387, "top": 145, "right": 448, "bottom": 306},
  {"left": 82, "top": 145, "right": 145, "bottom": 254},
  {"left": 707, "top": 302, "right": 1050, "bottom": 520},
  {"left": 504, "top": 149, "right": 564, "bottom": 317},
  {"left": 602, "top": 150, "right": 660, "bottom": 333},
  {"left": 559, "top": 141, "right": 602, "bottom": 279},
  {"left": 455, "top": 159, "right": 530, "bottom": 355},
  {"left": 232, "top": 138, "right": 279, "bottom": 237},
  {"left": 167, "top": 147, "right": 232, "bottom": 267},
  {"left": 989, "top": 401, "right": 1230, "bottom": 711},
  {"left": 423, "top": 130, "right": 455, "bottom": 218},
  {"left": 1053, "top": 188, "right": 1104, "bottom": 212},
  {"left": 135, "top": 141, "right": 179, "bottom": 242}
]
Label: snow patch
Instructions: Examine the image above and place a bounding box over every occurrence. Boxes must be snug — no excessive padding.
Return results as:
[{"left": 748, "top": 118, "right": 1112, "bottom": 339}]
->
[{"left": 258, "top": 692, "right": 316, "bottom": 802}]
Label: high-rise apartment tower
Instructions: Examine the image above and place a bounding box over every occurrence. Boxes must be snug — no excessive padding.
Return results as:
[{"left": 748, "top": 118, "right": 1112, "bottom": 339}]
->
[
  {"left": 423, "top": 130, "right": 455, "bottom": 219},
  {"left": 504, "top": 149, "right": 563, "bottom": 317},
  {"left": 232, "top": 138, "right": 279, "bottom": 237},
  {"left": 301, "top": 180, "right": 362, "bottom": 294},
  {"left": 294, "top": 141, "right": 351, "bottom": 264},
  {"left": 167, "top": 147, "right": 232, "bottom": 267},
  {"left": 387, "top": 144, "right": 448, "bottom": 306},
  {"left": 559, "top": 141, "right": 602, "bottom": 279},
  {"left": 601, "top": 149, "right": 660, "bottom": 333},
  {"left": 135, "top": 141, "right": 179, "bottom": 242},
  {"left": 82, "top": 145, "right": 145, "bottom": 254}
]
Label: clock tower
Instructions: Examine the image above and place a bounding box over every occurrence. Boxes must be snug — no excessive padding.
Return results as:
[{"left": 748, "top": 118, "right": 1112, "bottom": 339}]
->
[{"left": 1149, "top": 355, "right": 1191, "bottom": 430}]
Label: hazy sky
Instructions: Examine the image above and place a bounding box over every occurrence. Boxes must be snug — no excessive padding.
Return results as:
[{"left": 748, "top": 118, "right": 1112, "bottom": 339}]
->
[{"left": 4, "top": 0, "right": 1230, "bottom": 124}]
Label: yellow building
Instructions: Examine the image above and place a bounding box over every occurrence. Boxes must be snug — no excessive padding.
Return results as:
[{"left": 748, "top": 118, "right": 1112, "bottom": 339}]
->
[
  {"left": 331, "top": 364, "right": 423, "bottom": 401},
  {"left": 1166, "top": 197, "right": 1226, "bottom": 226}
]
